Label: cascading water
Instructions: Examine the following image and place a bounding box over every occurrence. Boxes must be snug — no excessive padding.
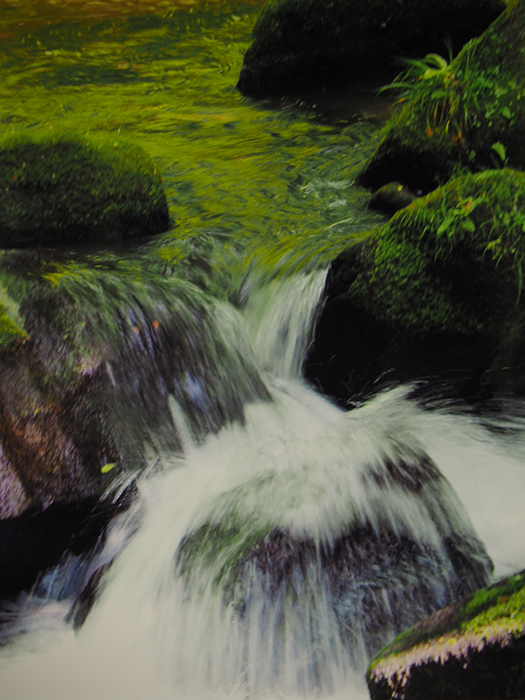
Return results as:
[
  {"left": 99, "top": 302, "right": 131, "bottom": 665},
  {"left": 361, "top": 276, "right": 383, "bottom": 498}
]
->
[{"left": 2, "top": 269, "right": 525, "bottom": 700}]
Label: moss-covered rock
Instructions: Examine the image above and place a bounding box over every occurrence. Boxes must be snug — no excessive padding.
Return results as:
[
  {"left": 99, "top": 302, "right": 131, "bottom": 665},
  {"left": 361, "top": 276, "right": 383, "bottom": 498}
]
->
[
  {"left": 0, "top": 235, "right": 270, "bottom": 524},
  {"left": 359, "top": 0, "right": 525, "bottom": 191},
  {"left": 367, "top": 569, "right": 525, "bottom": 700},
  {"left": 237, "top": 0, "right": 504, "bottom": 97},
  {"left": 305, "top": 168, "right": 525, "bottom": 404},
  {"left": 0, "top": 135, "right": 170, "bottom": 247},
  {"left": 175, "top": 434, "right": 492, "bottom": 661}
]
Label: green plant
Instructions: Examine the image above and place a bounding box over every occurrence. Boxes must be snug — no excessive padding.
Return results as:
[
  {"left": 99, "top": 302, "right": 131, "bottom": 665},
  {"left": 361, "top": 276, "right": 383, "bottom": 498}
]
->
[
  {"left": 491, "top": 140, "right": 508, "bottom": 165},
  {"left": 381, "top": 40, "right": 482, "bottom": 148},
  {"left": 381, "top": 48, "right": 455, "bottom": 95}
]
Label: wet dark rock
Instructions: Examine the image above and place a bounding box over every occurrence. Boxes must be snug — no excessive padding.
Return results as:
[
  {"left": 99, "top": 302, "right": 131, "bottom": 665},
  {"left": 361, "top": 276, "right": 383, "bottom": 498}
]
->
[
  {"left": 237, "top": 0, "right": 504, "bottom": 98},
  {"left": 367, "top": 569, "right": 525, "bottom": 700},
  {"left": 368, "top": 182, "right": 419, "bottom": 215},
  {"left": 0, "top": 245, "right": 270, "bottom": 527},
  {"left": 176, "top": 449, "right": 492, "bottom": 659},
  {"left": 305, "top": 169, "right": 525, "bottom": 406},
  {"left": 0, "top": 487, "right": 134, "bottom": 598},
  {"left": 0, "top": 135, "right": 170, "bottom": 247}
]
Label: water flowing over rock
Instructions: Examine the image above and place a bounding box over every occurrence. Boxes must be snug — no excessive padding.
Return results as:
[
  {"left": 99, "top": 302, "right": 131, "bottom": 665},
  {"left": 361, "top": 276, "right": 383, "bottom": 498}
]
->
[
  {"left": 175, "top": 384, "right": 492, "bottom": 677},
  {"left": 1, "top": 4, "right": 525, "bottom": 698},
  {"left": 0, "top": 272, "right": 512, "bottom": 700}
]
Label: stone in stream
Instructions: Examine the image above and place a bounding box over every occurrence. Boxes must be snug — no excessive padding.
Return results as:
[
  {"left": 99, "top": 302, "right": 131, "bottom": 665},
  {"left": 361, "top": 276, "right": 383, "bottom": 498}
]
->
[
  {"left": 176, "top": 445, "right": 492, "bottom": 661},
  {"left": 358, "top": 0, "right": 525, "bottom": 192},
  {"left": 367, "top": 569, "right": 525, "bottom": 700},
  {"left": 0, "top": 135, "right": 170, "bottom": 247},
  {"left": 305, "top": 169, "right": 525, "bottom": 406},
  {"left": 368, "top": 182, "right": 418, "bottom": 215},
  {"left": 237, "top": 0, "right": 504, "bottom": 97}
]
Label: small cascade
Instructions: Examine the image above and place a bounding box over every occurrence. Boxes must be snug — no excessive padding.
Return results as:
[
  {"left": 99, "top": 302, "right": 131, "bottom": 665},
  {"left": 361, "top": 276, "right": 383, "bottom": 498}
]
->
[
  {"left": 243, "top": 271, "right": 328, "bottom": 380},
  {"left": 1, "top": 269, "right": 525, "bottom": 700}
]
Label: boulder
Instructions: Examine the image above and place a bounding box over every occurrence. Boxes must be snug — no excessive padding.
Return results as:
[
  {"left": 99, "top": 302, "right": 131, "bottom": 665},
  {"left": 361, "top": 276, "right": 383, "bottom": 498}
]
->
[
  {"left": 0, "top": 240, "right": 270, "bottom": 523},
  {"left": 237, "top": 0, "right": 504, "bottom": 97},
  {"left": 305, "top": 169, "right": 525, "bottom": 405},
  {"left": 0, "top": 135, "right": 170, "bottom": 247},
  {"left": 359, "top": 0, "right": 525, "bottom": 192},
  {"left": 176, "top": 443, "right": 492, "bottom": 661},
  {"left": 367, "top": 569, "right": 525, "bottom": 700}
]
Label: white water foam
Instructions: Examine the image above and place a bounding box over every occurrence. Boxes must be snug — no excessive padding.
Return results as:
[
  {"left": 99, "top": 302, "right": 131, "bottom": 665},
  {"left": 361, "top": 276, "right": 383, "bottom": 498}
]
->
[{"left": 1, "top": 271, "right": 525, "bottom": 700}]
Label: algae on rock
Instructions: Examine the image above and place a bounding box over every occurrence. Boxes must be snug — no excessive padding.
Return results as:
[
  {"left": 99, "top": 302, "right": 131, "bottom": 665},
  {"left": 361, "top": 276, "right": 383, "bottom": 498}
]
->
[
  {"left": 351, "top": 169, "right": 525, "bottom": 336},
  {"left": 367, "top": 569, "right": 525, "bottom": 700},
  {"left": 0, "top": 135, "right": 170, "bottom": 247},
  {"left": 305, "top": 169, "right": 525, "bottom": 404}
]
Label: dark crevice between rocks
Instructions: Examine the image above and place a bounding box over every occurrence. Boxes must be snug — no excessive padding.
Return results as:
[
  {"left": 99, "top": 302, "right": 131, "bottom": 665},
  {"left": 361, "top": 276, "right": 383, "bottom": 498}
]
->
[
  {"left": 356, "top": 143, "right": 453, "bottom": 194},
  {"left": 0, "top": 485, "right": 134, "bottom": 600},
  {"left": 303, "top": 295, "right": 496, "bottom": 408}
]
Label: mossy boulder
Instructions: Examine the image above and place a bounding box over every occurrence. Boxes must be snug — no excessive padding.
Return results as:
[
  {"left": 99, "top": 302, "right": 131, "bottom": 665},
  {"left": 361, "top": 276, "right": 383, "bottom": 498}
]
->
[
  {"left": 0, "top": 237, "right": 269, "bottom": 523},
  {"left": 305, "top": 168, "right": 525, "bottom": 404},
  {"left": 0, "top": 136, "right": 170, "bottom": 247},
  {"left": 236, "top": 0, "right": 504, "bottom": 97},
  {"left": 367, "top": 569, "right": 525, "bottom": 700},
  {"left": 176, "top": 441, "right": 492, "bottom": 661},
  {"left": 359, "top": 0, "right": 525, "bottom": 192}
]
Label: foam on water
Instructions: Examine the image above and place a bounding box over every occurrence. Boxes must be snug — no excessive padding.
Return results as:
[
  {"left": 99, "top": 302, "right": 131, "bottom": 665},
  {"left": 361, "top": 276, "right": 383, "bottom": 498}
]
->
[{"left": 1, "top": 271, "right": 525, "bottom": 700}]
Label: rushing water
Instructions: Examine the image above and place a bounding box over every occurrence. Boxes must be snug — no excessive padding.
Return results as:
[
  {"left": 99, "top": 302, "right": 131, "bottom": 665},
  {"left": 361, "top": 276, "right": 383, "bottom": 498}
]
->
[
  {"left": 2, "top": 3, "right": 525, "bottom": 700},
  {"left": 1, "top": 271, "right": 525, "bottom": 700}
]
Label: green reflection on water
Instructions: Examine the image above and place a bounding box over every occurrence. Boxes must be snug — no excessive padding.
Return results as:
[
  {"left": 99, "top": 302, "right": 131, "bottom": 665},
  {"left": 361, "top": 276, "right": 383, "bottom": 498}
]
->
[{"left": 0, "top": 2, "right": 386, "bottom": 293}]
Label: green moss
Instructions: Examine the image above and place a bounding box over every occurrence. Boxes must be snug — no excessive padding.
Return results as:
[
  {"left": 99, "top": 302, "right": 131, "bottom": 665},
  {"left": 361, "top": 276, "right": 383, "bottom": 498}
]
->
[
  {"left": 177, "top": 518, "right": 270, "bottom": 590},
  {"left": 362, "top": 0, "right": 525, "bottom": 187},
  {"left": 175, "top": 474, "right": 280, "bottom": 594},
  {"left": 0, "top": 134, "right": 169, "bottom": 246},
  {"left": 0, "top": 303, "right": 28, "bottom": 349},
  {"left": 368, "top": 570, "right": 525, "bottom": 673},
  {"left": 347, "top": 169, "right": 525, "bottom": 335}
]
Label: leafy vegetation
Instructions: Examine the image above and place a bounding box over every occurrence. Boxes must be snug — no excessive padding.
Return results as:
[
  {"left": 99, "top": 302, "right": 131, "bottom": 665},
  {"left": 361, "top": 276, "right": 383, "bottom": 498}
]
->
[
  {"left": 380, "top": 44, "right": 477, "bottom": 150},
  {"left": 348, "top": 169, "right": 525, "bottom": 334},
  {"left": 362, "top": 0, "right": 525, "bottom": 189}
]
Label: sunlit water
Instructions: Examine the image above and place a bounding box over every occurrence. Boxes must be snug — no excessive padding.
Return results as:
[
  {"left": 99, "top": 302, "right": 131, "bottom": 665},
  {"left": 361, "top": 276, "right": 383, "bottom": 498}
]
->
[{"left": 0, "top": 0, "right": 387, "bottom": 282}]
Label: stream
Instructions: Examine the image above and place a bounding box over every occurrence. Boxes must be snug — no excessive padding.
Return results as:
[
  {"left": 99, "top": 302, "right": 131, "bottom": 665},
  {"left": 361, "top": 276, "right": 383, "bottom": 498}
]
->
[{"left": 1, "top": 2, "right": 525, "bottom": 699}]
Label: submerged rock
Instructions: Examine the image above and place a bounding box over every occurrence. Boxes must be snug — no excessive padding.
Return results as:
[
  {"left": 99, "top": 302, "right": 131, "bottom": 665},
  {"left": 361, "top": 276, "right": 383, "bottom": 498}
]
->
[
  {"left": 0, "top": 489, "right": 134, "bottom": 599},
  {"left": 176, "top": 441, "right": 492, "bottom": 663},
  {"left": 237, "top": 0, "right": 504, "bottom": 97},
  {"left": 305, "top": 168, "right": 525, "bottom": 404},
  {"left": 0, "top": 135, "right": 170, "bottom": 247},
  {"left": 367, "top": 569, "right": 525, "bottom": 700},
  {"left": 359, "top": 0, "right": 525, "bottom": 192}
]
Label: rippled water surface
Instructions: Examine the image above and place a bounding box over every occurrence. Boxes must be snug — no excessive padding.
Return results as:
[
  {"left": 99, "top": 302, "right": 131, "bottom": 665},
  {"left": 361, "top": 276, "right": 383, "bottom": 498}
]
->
[{"left": 0, "top": 0, "right": 390, "bottom": 287}]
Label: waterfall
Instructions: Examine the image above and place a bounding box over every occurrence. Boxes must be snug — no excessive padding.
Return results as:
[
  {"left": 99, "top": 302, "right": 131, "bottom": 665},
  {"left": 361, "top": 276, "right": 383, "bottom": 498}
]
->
[{"left": 2, "top": 269, "right": 525, "bottom": 700}]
